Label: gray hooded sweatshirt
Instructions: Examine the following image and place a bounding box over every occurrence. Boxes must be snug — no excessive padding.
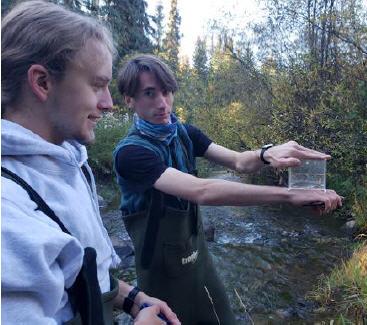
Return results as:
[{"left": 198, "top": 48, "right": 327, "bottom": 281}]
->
[{"left": 1, "top": 119, "right": 120, "bottom": 324}]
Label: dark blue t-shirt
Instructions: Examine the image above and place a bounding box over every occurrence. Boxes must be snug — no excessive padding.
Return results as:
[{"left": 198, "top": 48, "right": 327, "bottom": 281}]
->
[{"left": 115, "top": 124, "right": 212, "bottom": 191}]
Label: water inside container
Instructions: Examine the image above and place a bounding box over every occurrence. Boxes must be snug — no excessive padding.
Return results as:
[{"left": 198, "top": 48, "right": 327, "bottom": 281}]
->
[{"left": 288, "top": 159, "right": 326, "bottom": 190}]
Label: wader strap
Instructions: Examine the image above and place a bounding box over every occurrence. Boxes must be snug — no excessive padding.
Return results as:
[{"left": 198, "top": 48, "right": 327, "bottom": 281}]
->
[
  {"left": 141, "top": 189, "right": 164, "bottom": 269},
  {"left": 1, "top": 167, "right": 71, "bottom": 235},
  {"left": 1, "top": 167, "right": 106, "bottom": 325},
  {"left": 191, "top": 203, "right": 199, "bottom": 236},
  {"left": 169, "top": 141, "right": 187, "bottom": 210},
  {"left": 81, "top": 165, "right": 92, "bottom": 190},
  {"left": 176, "top": 133, "right": 196, "bottom": 175},
  {"left": 101, "top": 276, "right": 119, "bottom": 325},
  {"left": 67, "top": 247, "right": 104, "bottom": 325}
]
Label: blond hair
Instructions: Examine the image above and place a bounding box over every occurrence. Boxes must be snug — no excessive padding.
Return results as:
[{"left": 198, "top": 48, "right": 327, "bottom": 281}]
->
[{"left": 1, "top": 0, "right": 115, "bottom": 109}]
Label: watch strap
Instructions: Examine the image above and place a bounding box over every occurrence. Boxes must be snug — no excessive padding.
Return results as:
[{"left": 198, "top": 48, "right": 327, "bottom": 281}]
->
[
  {"left": 260, "top": 145, "right": 273, "bottom": 165},
  {"left": 122, "top": 286, "right": 140, "bottom": 315}
]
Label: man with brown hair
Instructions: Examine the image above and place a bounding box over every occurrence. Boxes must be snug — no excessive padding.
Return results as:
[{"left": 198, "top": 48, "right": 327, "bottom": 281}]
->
[
  {"left": 1, "top": 2, "right": 180, "bottom": 324},
  {"left": 114, "top": 54, "right": 342, "bottom": 324}
]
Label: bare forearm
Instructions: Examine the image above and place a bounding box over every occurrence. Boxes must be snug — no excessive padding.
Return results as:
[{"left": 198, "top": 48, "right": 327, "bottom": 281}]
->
[
  {"left": 194, "top": 179, "right": 290, "bottom": 206},
  {"left": 155, "top": 168, "right": 342, "bottom": 213},
  {"left": 234, "top": 150, "right": 263, "bottom": 173},
  {"left": 189, "top": 179, "right": 341, "bottom": 213},
  {"left": 113, "top": 280, "right": 134, "bottom": 310},
  {"left": 113, "top": 280, "right": 180, "bottom": 324},
  {"left": 204, "top": 143, "right": 264, "bottom": 174},
  {"left": 113, "top": 280, "right": 149, "bottom": 311},
  {"left": 156, "top": 170, "right": 289, "bottom": 206}
]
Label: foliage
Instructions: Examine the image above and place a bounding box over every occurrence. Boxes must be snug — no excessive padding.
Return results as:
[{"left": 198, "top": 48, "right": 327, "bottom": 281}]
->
[
  {"left": 87, "top": 112, "right": 130, "bottom": 176},
  {"left": 193, "top": 37, "right": 209, "bottom": 82},
  {"left": 2, "top": 0, "right": 106, "bottom": 15},
  {"left": 162, "top": 0, "right": 181, "bottom": 71},
  {"left": 174, "top": 59, "right": 201, "bottom": 123},
  {"left": 352, "top": 175, "right": 367, "bottom": 233},
  {"left": 192, "top": 101, "right": 267, "bottom": 151},
  {"left": 255, "top": 0, "right": 367, "bottom": 67},
  {"left": 182, "top": 35, "right": 273, "bottom": 151},
  {"left": 269, "top": 65, "right": 367, "bottom": 176},
  {"left": 101, "top": 0, "right": 153, "bottom": 61},
  {"left": 183, "top": 0, "right": 367, "bottom": 227},
  {"left": 151, "top": 3, "right": 165, "bottom": 53},
  {"left": 310, "top": 243, "right": 367, "bottom": 323}
]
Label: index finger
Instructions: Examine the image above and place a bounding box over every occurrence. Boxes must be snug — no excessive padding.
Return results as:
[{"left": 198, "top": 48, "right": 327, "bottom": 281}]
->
[
  {"left": 158, "top": 305, "right": 180, "bottom": 325},
  {"left": 295, "top": 144, "right": 331, "bottom": 160}
]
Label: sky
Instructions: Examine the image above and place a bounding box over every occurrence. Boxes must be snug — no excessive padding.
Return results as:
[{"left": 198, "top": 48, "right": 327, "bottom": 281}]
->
[{"left": 146, "top": 0, "right": 266, "bottom": 61}]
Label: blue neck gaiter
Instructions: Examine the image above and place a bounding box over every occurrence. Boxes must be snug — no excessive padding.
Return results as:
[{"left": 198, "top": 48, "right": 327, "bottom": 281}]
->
[{"left": 133, "top": 113, "right": 178, "bottom": 145}]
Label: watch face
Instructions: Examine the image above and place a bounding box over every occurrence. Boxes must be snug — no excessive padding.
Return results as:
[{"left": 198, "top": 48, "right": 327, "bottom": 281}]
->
[{"left": 262, "top": 144, "right": 273, "bottom": 149}]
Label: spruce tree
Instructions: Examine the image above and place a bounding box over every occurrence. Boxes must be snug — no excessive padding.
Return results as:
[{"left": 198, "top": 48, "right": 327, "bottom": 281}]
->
[
  {"left": 193, "top": 37, "right": 209, "bottom": 82},
  {"left": 152, "top": 2, "right": 164, "bottom": 53},
  {"left": 162, "top": 0, "right": 181, "bottom": 72},
  {"left": 102, "top": 0, "right": 153, "bottom": 60}
]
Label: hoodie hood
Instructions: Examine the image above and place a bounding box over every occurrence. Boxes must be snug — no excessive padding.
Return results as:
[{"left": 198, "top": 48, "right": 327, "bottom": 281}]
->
[{"left": 1, "top": 119, "right": 88, "bottom": 166}]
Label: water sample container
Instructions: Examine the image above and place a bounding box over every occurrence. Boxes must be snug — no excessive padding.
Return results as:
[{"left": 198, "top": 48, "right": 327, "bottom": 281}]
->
[{"left": 288, "top": 159, "right": 326, "bottom": 190}]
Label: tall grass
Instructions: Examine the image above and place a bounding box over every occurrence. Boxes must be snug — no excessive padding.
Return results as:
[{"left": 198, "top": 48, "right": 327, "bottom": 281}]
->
[
  {"left": 310, "top": 244, "right": 367, "bottom": 323},
  {"left": 352, "top": 176, "right": 367, "bottom": 233}
]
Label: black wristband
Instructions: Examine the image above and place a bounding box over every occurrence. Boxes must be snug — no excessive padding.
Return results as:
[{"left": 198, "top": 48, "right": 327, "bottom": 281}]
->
[
  {"left": 122, "top": 286, "right": 140, "bottom": 315},
  {"left": 260, "top": 144, "right": 273, "bottom": 165}
]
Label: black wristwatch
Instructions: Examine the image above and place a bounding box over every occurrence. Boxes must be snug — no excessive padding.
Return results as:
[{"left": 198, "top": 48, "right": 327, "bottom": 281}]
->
[
  {"left": 122, "top": 286, "right": 141, "bottom": 315},
  {"left": 260, "top": 144, "right": 273, "bottom": 165}
]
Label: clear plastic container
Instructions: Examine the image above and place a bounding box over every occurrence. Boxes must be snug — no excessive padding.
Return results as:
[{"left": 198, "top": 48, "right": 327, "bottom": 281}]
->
[{"left": 288, "top": 159, "right": 326, "bottom": 190}]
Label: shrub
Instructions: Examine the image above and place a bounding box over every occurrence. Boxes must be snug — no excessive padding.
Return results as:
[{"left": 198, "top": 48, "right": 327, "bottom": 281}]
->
[{"left": 88, "top": 111, "right": 131, "bottom": 176}]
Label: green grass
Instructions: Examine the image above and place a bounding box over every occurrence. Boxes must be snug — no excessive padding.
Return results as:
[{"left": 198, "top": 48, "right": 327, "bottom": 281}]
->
[
  {"left": 352, "top": 176, "right": 367, "bottom": 232},
  {"left": 310, "top": 243, "right": 367, "bottom": 323}
]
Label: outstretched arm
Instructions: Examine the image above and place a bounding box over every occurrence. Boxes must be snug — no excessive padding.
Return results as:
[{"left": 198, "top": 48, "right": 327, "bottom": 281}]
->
[
  {"left": 154, "top": 167, "right": 342, "bottom": 214},
  {"left": 204, "top": 141, "right": 331, "bottom": 173}
]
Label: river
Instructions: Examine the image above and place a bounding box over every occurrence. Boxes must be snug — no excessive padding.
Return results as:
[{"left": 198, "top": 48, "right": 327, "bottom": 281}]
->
[{"left": 102, "top": 170, "right": 350, "bottom": 324}]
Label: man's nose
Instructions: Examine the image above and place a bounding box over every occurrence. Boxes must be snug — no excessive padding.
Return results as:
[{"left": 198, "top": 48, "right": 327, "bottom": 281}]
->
[
  {"left": 98, "top": 87, "right": 113, "bottom": 112},
  {"left": 156, "top": 92, "right": 168, "bottom": 109}
]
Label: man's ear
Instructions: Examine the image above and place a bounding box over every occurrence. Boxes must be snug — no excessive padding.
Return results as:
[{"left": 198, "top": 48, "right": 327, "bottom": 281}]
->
[
  {"left": 27, "top": 64, "right": 52, "bottom": 102},
  {"left": 124, "top": 96, "right": 134, "bottom": 109}
]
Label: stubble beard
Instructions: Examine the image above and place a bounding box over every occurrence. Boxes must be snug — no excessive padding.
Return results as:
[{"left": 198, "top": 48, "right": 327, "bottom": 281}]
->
[{"left": 50, "top": 115, "right": 95, "bottom": 145}]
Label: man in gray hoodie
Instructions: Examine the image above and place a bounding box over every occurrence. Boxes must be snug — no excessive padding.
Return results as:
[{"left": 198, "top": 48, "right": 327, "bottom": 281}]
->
[{"left": 1, "top": 1, "right": 180, "bottom": 324}]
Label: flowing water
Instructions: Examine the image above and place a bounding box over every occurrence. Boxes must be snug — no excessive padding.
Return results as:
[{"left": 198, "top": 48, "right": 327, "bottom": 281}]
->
[
  {"left": 201, "top": 170, "right": 350, "bottom": 324},
  {"left": 103, "top": 170, "right": 351, "bottom": 324}
]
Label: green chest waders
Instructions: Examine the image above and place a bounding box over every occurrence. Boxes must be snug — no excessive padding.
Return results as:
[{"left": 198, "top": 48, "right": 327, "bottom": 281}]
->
[
  {"left": 123, "top": 190, "right": 236, "bottom": 325},
  {"left": 2, "top": 167, "right": 118, "bottom": 325}
]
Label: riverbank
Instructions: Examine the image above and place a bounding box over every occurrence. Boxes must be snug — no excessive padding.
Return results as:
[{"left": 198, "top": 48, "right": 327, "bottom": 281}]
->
[{"left": 98, "top": 170, "right": 364, "bottom": 323}]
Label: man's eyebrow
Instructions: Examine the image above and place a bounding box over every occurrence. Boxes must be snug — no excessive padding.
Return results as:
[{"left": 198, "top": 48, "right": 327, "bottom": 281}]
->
[
  {"left": 141, "top": 86, "right": 156, "bottom": 91},
  {"left": 94, "top": 76, "right": 111, "bottom": 83}
]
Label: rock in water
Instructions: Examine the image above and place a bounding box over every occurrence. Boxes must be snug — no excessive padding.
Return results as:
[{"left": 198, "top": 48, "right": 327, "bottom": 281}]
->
[
  {"left": 114, "top": 245, "right": 135, "bottom": 268},
  {"left": 341, "top": 219, "right": 357, "bottom": 236}
]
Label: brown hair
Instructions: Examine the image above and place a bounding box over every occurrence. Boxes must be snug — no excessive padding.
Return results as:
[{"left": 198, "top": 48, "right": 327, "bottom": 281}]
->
[
  {"left": 118, "top": 54, "right": 178, "bottom": 97},
  {"left": 1, "top": 0, "right": 115, "bottom": 109}
]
